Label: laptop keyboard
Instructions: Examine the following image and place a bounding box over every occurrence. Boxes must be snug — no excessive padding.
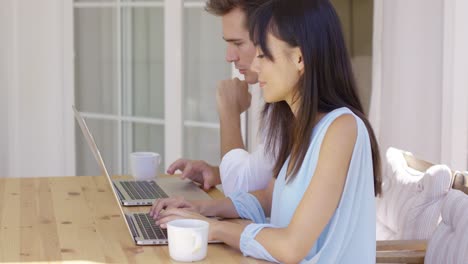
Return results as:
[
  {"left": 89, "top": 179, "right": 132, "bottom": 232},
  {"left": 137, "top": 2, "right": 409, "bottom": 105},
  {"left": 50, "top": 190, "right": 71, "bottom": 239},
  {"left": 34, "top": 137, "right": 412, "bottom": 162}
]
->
[
  {"left": 120, "top": 181, "right": 169, "bottom": 200},
  {"left": 133, "top": 213, "right": 168, "bottom": 240}
]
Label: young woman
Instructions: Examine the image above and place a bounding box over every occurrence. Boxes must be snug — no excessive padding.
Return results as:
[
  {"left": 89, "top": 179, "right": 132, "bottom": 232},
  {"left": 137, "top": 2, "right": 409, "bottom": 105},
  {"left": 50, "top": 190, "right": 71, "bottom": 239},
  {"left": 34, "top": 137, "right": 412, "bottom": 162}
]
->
[{"left": 150, "top": 0, "right": 381, "bottom": 263}]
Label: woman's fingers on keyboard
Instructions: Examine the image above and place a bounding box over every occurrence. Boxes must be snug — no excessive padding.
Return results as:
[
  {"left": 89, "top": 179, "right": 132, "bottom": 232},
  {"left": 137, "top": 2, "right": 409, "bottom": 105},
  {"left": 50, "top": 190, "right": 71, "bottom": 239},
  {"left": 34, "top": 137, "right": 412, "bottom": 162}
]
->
[
  {"left": 150, "top": 197, "right": 187, "bottom": 219},
  {"left": 150, "top": 198, "right": 168, "bottom": 218}
]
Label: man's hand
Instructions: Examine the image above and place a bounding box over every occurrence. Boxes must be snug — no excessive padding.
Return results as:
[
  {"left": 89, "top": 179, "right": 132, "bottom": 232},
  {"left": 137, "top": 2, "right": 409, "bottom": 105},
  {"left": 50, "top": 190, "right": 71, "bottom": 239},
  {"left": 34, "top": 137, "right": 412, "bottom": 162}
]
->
[
  {"left": 216, "top": 78, "right": 251, "bottom": 117},
  {"left": 166, "top": 159, "right": 221, "bottom": 190}
]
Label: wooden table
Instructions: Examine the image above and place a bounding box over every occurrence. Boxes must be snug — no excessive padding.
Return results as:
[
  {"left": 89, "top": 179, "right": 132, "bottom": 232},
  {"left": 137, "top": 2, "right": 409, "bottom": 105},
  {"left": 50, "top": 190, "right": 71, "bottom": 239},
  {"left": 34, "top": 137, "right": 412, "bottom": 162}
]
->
[{"left": 0, "top": 175, "right": 268, "bottom": 263}]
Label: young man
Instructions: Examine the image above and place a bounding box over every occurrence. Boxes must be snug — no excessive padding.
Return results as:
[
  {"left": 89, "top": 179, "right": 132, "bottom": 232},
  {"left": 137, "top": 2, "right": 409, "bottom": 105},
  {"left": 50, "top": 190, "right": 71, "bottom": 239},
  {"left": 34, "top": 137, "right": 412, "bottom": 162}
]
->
[{"left": 166, "top": 0, "right": 273, "bottom": 196}]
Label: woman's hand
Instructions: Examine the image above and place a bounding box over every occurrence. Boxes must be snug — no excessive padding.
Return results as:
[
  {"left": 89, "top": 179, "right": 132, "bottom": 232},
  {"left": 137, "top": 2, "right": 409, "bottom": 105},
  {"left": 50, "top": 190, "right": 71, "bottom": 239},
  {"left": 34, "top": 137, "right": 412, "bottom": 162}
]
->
[
  {"left": 149, "top": 197, "right": 199, "bottom": 220},
  {"left": 156, "top": 208, "right": 220, "bottom": 241},
  {"left": 156, "top": 208, "right": 215, "bottom": 227}
]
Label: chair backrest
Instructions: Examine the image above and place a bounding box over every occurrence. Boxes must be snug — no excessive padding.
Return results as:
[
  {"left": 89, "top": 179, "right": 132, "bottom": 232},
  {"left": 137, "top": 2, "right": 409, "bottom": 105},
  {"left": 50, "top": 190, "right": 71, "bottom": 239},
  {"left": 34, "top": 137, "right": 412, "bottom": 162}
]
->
[
  {"left": 376, "top": 148, "right": 453, "bottom": 240},
  {"left": 376, "top": 149, "right": 468, "bottom": 263},
  {"left": 424, "top": 189, "right": 468, "bottom": 264},
  {"left": 403, "top": 151, "right": 468, "bottom": 194},
  {"left": 452, "top": 171, "right": 468, "bottom": 194},
  {"left": 402, "top": 151, "right": 434, "bottom": 172}
]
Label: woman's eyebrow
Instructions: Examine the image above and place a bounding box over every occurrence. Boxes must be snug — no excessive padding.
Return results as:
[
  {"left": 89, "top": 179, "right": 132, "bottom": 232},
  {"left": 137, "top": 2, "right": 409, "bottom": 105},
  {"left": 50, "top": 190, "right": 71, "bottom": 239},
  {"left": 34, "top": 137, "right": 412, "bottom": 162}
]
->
[{"left": 222, "top": 37, "right": 243, "bottom": 42}]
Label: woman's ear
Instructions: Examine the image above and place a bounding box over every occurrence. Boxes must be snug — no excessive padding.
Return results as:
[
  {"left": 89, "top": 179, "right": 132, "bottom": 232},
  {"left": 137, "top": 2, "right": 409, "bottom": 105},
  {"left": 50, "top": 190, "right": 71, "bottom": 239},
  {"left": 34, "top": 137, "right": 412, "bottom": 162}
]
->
[{"left": 293, "top": 47, "right": 304, "bottom": 74}]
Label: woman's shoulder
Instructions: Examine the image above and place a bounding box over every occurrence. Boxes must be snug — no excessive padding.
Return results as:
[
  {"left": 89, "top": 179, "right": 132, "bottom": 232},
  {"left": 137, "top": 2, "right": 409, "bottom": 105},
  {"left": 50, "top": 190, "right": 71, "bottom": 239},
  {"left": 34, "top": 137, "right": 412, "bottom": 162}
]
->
[
  {"left": 322, "top": 113, "right": 358, "bottom": 149},
  {"left": 310, "top": 107, "right": 364, "bottom": 153},
  {"left": 329, "top": 113, "right": 357, "bottom": 131},
  {"left": 318, "top": 107, "right": 359, "bottom": 133}
]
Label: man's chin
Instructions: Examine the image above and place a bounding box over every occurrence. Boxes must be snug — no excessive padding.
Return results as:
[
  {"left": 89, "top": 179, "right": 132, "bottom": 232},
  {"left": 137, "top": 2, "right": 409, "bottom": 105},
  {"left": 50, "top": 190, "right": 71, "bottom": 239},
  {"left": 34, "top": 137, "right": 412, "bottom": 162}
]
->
[{"left": 243, "top": 73, "right": 259, "bottom": 85}]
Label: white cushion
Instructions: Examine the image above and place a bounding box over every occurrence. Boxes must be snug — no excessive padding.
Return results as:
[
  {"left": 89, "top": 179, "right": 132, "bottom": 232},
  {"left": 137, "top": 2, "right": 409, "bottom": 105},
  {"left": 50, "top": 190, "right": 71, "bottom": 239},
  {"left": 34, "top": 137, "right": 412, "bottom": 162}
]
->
[
  {"left": 376, "top": 147, "right": 452, "bottom": 240},
  {"left": 425, "top": 190, "right": 468, "bottom": 264}
]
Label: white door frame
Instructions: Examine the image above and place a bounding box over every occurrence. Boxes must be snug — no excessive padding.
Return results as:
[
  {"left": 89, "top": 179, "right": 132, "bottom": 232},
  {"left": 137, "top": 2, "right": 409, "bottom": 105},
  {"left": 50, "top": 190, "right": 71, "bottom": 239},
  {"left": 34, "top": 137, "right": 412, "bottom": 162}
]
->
[
  {"left": 63, "top": 0, "right": 76, "bottom": 175},
  {"left": 369, "top": 0, "right": 383, "bottom": 138},
  {"left": 164, "top": 0, "right": 184, "bottom": 168},
  {"left": 3, "top": 0, "right": 18, "bottom": 176},
  {"left": 441, "top": 0, "right": 468, "bottom": 169}
]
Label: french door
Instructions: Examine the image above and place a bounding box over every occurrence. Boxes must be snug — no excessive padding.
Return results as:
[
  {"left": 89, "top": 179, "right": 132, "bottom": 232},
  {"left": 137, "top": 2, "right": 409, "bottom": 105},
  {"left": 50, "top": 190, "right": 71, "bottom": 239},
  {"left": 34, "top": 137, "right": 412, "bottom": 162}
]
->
[{"left": 73, "top": 0, "right": 237, "bottom": 176}]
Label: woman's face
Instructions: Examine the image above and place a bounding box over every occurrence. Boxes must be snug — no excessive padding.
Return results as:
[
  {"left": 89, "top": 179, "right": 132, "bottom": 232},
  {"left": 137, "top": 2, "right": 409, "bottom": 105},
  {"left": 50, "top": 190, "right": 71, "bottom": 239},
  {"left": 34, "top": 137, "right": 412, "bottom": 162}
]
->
[{"left": 250, "top": 33, "right": 304, "bottom": 107}]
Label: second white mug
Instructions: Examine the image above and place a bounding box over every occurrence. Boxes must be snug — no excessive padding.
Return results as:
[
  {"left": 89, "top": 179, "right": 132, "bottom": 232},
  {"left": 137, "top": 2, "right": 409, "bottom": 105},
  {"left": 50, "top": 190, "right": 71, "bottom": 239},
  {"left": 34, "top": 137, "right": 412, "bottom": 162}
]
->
[
  {"left": 129, "top": 152, "right": 161, "bottom": 180},
  {"left": 167, "top": 219, "right": 209, "bottom": 262}
]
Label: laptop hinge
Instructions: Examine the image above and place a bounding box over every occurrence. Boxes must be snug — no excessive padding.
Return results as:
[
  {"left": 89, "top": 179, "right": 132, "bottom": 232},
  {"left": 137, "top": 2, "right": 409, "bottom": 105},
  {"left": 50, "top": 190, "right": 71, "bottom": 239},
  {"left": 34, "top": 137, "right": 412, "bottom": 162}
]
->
[
  {"left": 125, "top": 214, "right": 139, "bottom": 238},
  {"left": 113, "top": 182, "right": 125, "bottom": 201}
]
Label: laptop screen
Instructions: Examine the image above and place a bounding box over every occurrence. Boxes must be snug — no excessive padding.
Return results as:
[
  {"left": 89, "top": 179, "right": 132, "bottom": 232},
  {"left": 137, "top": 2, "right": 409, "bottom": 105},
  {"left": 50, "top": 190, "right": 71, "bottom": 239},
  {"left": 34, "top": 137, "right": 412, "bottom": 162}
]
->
[{"left": 72, "top": 105, "right": 135, "bottom": 239}]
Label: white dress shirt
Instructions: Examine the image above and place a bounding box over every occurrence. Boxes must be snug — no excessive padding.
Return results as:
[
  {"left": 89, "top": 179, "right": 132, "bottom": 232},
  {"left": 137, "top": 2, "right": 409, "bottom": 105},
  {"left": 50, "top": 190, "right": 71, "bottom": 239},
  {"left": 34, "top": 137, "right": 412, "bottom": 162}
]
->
[{"left": 219, "top": 143, "right": 274, "bottom": 196}]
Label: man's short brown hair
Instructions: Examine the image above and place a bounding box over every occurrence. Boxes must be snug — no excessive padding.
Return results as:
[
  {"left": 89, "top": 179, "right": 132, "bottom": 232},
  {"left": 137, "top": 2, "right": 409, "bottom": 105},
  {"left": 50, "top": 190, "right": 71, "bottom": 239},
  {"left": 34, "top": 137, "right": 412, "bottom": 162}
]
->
[
  {"left": 205, "top": 0, "right": 244, "bottom": 16},
  {"left": 205, "top": 0, "right": 264, "bottom": 28}
]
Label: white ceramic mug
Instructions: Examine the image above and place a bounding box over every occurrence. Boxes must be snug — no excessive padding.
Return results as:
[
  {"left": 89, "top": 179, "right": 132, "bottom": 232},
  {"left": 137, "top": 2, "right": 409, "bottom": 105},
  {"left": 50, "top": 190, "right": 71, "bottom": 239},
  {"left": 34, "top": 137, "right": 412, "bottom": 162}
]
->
[
  {"left": 167, "top": 219, "right": 209, "bottom": 262},
  {"left": 129, "top": 152, "right": 161, "bottom": 180}
]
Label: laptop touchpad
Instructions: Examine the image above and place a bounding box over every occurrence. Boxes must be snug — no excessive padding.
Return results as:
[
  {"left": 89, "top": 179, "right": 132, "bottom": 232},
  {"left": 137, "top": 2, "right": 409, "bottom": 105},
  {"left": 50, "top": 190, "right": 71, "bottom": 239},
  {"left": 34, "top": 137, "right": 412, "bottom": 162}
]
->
[{"left": 156, "top": 178, "right": 212, "bottom": 200}]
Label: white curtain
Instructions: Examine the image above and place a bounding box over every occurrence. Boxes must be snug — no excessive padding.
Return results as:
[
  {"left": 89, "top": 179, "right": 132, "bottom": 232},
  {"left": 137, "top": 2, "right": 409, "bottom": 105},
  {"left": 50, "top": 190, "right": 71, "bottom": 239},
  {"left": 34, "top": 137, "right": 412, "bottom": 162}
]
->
[{"left": 370, "top": 0, "right": 468, "bottom": 171}]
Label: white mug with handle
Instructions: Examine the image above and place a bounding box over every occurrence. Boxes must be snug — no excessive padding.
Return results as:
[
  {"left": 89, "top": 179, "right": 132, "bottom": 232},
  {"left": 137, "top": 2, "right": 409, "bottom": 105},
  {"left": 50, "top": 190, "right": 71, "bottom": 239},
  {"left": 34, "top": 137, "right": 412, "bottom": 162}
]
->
[
  {"left": 167, "top": 219, "right": 209, "bottom": 262},
  {"left": 129, "top": 152, "right": 161, "bottom": 180}
]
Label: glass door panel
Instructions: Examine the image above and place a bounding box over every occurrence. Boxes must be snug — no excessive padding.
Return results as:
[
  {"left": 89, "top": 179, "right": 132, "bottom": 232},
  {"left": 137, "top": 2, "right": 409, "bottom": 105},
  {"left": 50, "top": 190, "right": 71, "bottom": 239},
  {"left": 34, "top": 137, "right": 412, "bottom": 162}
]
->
[
  {"left": 122, "top": 7, "right": 165, "bottom": 119},
  {"left": 184, "top": 127, "right": 222, "bottom": 165},
  {"left": 75, "top": 8, "right": 118, "bottom": 115},
  {"left": 183, "top": 4, "right": 231, "bottom": 164},
  {"left": 76, "top": 119, "right": 120, "bottom": 176},
  {"left": 74, "top": 0, "right": 236, "bottom": 176},
  {"left": 120, "top": 6, "right": 165, "bottom": 174},
  {"left": 75, "top": 0, "right": 115, "bottom": 2},
  {"left": 123, "top": 122, "right": 165, "bottom": 175}
]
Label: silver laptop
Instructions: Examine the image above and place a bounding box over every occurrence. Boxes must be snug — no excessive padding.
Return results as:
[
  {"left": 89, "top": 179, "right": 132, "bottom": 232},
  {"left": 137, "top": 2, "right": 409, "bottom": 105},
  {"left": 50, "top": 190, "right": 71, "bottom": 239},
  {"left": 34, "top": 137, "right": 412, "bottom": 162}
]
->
[
  {"left": 73, "top": 105, "right": 219, "bottom": 245},
  {"left": 72, "top": 105, "right": 212, "bottom": 206}
]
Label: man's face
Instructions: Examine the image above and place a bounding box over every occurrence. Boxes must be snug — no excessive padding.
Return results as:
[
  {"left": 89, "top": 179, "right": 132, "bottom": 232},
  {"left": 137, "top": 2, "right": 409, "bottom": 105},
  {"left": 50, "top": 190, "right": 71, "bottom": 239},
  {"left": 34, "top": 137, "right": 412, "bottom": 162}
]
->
[{"left": 222, "top": 8, "right": 258, "bottom": 84}]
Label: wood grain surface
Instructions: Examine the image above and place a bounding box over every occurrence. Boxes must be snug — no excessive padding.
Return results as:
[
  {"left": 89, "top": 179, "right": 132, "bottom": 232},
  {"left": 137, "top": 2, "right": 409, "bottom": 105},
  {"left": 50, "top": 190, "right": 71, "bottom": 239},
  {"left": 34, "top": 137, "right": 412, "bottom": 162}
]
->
[{"left": 0, "top": 175, "right": 269, "bottom": 263}]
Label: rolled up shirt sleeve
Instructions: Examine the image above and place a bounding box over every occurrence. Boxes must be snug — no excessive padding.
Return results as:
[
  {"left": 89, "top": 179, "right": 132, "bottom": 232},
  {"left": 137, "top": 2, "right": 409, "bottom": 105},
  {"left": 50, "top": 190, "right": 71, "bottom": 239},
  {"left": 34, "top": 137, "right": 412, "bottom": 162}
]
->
[
  {"left": 240, "top": 223, "right": 280, "bottom": 263},
  {"left": 228, "top": 191, "right": 267, "bottom": 223},
  {"left": 220, "top": 144, "right": 274, "bottom": 196},
  {"left": 229, "top": 191, "right": 278, "bottom": 262}
]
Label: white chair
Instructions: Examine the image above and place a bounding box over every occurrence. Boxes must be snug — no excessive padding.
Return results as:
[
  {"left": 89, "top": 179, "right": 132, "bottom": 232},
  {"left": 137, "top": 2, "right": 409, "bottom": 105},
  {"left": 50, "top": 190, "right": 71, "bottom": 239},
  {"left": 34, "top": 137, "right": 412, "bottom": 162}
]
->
[
  {"left": 376, "top": 147, "right": 468, "bottom": 263},
  {"left": 377, "top": 189, "right": 468, "bottom": 263},
  {"left": 424, "top": 189, "right": 468, "bottom": 264},
  {"left": 376, "top": 148, "right": 453, "bottom": 240}
]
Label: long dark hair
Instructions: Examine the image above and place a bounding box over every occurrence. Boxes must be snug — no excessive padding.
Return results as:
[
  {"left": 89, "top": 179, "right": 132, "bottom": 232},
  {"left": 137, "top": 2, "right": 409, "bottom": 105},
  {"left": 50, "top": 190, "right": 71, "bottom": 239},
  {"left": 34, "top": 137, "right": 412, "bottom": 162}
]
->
[{"left": 250, "top": 0, "right": 382, "bottom": 196}]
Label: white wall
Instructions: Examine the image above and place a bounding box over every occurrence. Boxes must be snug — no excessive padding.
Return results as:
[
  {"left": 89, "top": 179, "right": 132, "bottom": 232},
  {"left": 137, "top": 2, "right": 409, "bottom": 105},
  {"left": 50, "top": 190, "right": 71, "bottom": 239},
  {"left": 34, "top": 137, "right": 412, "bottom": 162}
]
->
[{"left": 0, "top": 0, "right": 74, "bottom": 177}]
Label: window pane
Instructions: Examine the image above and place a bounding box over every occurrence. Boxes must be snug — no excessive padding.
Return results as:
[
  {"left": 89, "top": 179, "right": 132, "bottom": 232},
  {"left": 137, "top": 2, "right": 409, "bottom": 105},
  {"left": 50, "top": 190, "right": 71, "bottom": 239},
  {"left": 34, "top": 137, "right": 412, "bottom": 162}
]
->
[
  {"left": 183, "top": 8, "right": 230, "bottom": 164},
  {"left": 122, "top": 0, "right": 163, "bottom": 2},
  {"left": 184, "top": 8, "right": 229, "bottom": 123},
  {"left": 75, "top": 8, "right": 118, "bottom": 115},
  {"left": 76, "top": 119, "right": 120, "bottom": 176},
  {"left": 123, "top": 122, "right": 165, "bottom": 175},
  {"left": 184, "top": 127, "right": 220, "bottom": 165},
  {"left": 122, "top": 7, "right": 164, "bottom": 119},
  {"left": 75, "top": 0, "right": 116, "bottom": 2}
]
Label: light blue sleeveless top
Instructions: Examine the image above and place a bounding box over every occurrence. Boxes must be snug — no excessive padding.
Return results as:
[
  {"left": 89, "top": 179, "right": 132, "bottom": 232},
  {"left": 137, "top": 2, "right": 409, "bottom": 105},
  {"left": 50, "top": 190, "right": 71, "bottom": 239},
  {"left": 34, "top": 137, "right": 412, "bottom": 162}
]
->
[{"left": 231, "top": 107, "right": 376, "bottom": 263}]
